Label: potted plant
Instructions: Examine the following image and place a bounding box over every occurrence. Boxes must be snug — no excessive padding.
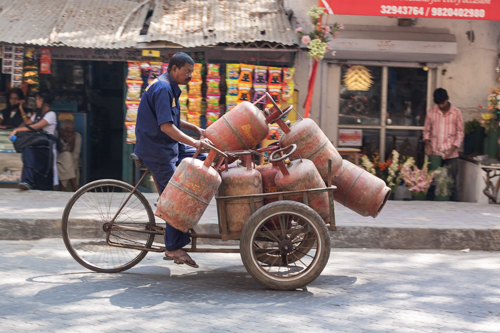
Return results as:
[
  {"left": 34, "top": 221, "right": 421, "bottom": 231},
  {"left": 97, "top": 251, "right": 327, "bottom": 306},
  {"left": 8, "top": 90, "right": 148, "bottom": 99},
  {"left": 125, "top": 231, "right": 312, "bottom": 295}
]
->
[
  {"left": 400, "top": 156, "right": 436, "bottom": 200},
  {"left": 463, "top": 118, "right": 484, "bottom": 156},
  {"left": 434, "top": 166, "right": 454, "bottom": 201}
]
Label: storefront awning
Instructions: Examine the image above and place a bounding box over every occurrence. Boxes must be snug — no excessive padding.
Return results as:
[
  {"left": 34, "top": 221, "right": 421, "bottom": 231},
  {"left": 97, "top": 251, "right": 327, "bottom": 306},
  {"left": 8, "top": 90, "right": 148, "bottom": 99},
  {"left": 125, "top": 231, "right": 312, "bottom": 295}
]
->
[
  {"left": 144, "top": 0, "right": 298, "bottom": 48},
  {"left": 0, "top": 0, "right": 150, "bottom": 49},
  {"left": 326, "top": 26, "right": 457, "bottom": 63}
]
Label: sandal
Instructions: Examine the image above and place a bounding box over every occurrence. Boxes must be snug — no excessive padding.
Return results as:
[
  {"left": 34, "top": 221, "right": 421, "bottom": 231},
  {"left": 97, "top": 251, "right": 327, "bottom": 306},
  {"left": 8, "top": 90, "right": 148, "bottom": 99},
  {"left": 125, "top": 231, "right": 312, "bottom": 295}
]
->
[{"left": 163, "top": 252, "right": 199, "bottom": 268}]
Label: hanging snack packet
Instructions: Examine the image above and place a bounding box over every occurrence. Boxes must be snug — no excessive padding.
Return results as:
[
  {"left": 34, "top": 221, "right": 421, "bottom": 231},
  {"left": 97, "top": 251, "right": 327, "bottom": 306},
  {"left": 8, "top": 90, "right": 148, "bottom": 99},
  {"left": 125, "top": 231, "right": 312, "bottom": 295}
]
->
[
  {"left": 206, "top": 95, "right": 220, "bottom": 111},
  {"left": 282, "top": 83, "right": 294, "bottom": 103},
  {"left": 268, "top": 67, "right": 282, "bottom": 85},
  {"left": 239, "top": 64, "right": 254, "bottom": 85},
  {"left": 179, "top": 95, "right": 188, "bottom": 112},
  {"left": 283, "top": 67, "right": 295, "bottom": 84},
  {"left": 237, "top": 83, "right": 252, "bottom": 103},
  {"left": 226, "top": 80, "right": 238, "bottom": 96},
  {"left": 207, "top": 63, "right": 220, "bottom": 78},
  {"left": 148, "top": 62, "right": 162, "bottom": 84},
  {"left": 192, "top": 63, "right": 203, "bottom": 81},
  {"left": 179, "top": 84, "right": 188, "bottom": 96},
  {"left": 180, "top": 111, "right": 188, "bottom": 121},
  {"left": 254, "top": 66, "right": 268, "bottom": 85},
  {"left": 126, "top": 123, "right": 136, "bottom": 144},
  {"left": 266, "top": 85, "right": 282, "bottom": 109},
  {"left": 188, "top": 81, "right": 202, "bottom": 95},
  {"left": 187, "top": 113, "right": 201, "bottom": 127},
  {"left": 188, "top": 95, "right": 202, "bottom": 111},
  {"left": 226, "top": 63, "right": 240, "bottom": 81},
  {"left": 125, "top": 101, "right": 140, "bottom": 122},
  {"left": 226, "top": 95, "right": 238, "bottom": 112},
  {"left": 206, "top": 111, "right": 220, "bottom": 126},
  {"left": 126, "top": 80, "right": 143, "bottom": 101},
  {"left": 162, "top": 63, "right": 169, "bottom": 74},
  {"left": 127, "top": 61, "right": 141, "bottom": 80},
  {"left": 252, "top": 85, "right": 267, "bottom": 105},
  {"left": 207, "top": 78, "right": 220, "bottom": 95}
]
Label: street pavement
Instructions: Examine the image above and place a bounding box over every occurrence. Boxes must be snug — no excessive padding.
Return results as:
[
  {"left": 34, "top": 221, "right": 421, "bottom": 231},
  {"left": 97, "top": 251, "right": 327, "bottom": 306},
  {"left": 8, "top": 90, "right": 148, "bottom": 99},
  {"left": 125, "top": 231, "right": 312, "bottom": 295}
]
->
[
  {"left": 0, "top": 188, "right": 499, "bottom": 250},
  {"left": 0, "top": 239, "right": 499, "bottom": 333}
]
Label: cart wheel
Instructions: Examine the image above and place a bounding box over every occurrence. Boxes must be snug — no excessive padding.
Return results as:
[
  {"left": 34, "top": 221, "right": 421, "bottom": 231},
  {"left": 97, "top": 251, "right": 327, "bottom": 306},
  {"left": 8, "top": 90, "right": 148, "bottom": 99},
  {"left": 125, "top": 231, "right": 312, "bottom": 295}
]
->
[
  {"left": 240, "top": 201, "right": 330, "bottom": 290},
  {"left": 62, "top": 179, "right": 156, "bottom": 273}
]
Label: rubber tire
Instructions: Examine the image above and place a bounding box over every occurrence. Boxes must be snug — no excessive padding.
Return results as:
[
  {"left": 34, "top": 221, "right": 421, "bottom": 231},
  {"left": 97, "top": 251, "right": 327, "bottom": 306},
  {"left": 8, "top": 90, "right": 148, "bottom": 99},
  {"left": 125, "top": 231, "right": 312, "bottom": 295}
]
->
[
  {"left": 62, "top": 179, "right": 156, "bottom": 273},
  {"left": 240, "top": 200, "right": 330, "bottom": 290}
]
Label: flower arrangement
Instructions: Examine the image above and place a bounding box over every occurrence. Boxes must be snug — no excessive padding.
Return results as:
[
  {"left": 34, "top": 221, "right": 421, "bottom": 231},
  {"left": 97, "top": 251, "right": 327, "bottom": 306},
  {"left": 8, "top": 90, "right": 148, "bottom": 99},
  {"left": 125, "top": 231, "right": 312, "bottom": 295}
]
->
[
  {"left": 361, "top": 150, "right": 415, "bottom": 192},
  {"left": 484, "top": 88, "right": 500, "bottom": 133},
  {"left": 434, "top": 166, "right": 454, "bottom": 198},
  {"left": 400, "top": 156, "right": 436, "bottom": 196},
  {"left": 295, "top": 5, "right": 343, "bottom": 60}
]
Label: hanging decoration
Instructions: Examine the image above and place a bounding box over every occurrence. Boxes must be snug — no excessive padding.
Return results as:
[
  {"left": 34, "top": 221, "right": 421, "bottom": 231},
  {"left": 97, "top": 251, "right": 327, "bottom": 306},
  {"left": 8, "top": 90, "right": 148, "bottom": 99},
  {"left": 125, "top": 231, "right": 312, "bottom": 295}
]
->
[{"left": 343, "top": 65, "right": 374, "bottom": 91}]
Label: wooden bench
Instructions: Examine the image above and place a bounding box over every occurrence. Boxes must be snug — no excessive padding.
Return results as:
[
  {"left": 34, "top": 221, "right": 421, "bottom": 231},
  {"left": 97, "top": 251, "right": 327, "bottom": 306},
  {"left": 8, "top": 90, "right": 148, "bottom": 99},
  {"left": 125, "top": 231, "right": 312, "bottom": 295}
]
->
[{"left": 337, "top": 148, "right": 361, "bottom": 165}]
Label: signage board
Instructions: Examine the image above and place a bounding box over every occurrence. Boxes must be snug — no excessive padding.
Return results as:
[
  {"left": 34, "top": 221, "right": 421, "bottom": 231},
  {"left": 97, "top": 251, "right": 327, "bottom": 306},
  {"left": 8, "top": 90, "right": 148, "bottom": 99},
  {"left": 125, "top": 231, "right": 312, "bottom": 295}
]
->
[{"left": 338, "top": 129, "right": 363, "bottom": 147}]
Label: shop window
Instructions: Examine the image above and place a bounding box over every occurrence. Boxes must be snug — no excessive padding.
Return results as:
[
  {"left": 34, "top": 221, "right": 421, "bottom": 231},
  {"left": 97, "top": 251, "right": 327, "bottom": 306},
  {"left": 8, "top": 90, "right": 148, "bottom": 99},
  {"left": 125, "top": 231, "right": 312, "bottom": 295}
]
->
[
  {"left": 339, "top": 65, "right": 382, "bottom": 125},
  {"left": 386, "top": 67, "right": 428, "bottom": 126},
  {"left": 358, "top": 129, "right": 380, "bottom": 157},
  {"left": 385, "top": 129, "right": 425, "bottom": 166}
]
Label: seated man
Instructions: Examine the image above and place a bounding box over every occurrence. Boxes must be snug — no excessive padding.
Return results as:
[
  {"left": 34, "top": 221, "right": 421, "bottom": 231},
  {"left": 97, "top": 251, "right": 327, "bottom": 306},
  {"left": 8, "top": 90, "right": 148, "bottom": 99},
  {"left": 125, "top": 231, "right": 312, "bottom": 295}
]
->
[{"left": 57, "top": 119, "right": 82, "bottom": 191}]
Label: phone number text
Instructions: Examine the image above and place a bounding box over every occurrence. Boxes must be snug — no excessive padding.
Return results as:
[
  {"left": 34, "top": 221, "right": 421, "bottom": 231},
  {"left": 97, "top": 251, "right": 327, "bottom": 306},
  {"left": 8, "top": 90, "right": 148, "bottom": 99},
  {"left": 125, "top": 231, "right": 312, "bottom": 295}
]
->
[{"left": 380, "top": 6, "right": 486, "bottom": 18}]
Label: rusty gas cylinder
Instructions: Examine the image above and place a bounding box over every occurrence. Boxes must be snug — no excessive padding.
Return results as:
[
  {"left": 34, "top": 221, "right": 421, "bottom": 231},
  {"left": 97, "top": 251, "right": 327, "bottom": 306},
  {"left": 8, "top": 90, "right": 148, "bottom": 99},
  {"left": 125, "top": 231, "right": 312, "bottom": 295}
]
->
[
  {"left": 270, "top": 145, "right": 330, "bottom": 223},
  {"left": 265, "top": 95, "right": 343, "bottom": 181},
  {"left": 155, "top": 143, "right": 227, "bottom": 233},
  {"left": 332, "top": 159, "right": 391, "bottom": 218},
  {"left": 205, "top": 101, "right": 269, "bottom": 151},
  {"left": 255, "top": 141, "right": 281, "bottom": 205},
  {"left": 219, "top": 151, "right": 263, "bottom": 235}
]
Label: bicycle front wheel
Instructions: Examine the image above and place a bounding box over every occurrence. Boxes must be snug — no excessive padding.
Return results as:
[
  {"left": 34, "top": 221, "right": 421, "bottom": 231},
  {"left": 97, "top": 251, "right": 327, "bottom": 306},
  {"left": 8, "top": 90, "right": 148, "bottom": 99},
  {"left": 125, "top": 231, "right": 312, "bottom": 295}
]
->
[{"left": 62, "top": 179, "right": 157, "bottom": 273}]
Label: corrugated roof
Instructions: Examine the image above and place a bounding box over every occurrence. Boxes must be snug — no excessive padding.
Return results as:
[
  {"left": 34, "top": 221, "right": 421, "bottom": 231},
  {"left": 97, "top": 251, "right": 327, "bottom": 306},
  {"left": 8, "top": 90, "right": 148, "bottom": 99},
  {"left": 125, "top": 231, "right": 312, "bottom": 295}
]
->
[
  {"left": 146, "top": 0, "right": 298, "bottom": 47},
  {"left": 0, "top": 0, "right": 150, "bottom": 49},
  {"left": 0, "top": 0, "right": 66, "bottom": 46}
]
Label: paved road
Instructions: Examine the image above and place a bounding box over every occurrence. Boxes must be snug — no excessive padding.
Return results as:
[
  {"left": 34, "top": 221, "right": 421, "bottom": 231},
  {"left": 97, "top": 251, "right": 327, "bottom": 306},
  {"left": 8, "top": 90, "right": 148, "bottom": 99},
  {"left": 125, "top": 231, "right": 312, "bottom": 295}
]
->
[{"left": 1, "top": 240, "right": 499, "bottom": 332}]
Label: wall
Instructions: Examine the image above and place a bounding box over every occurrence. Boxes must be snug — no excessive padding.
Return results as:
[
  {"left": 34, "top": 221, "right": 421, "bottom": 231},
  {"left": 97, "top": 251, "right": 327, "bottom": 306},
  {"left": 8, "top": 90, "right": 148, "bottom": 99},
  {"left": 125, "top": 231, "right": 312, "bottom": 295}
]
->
[{"left": 285, "top": 0, "right": 500, "bottom": 125}]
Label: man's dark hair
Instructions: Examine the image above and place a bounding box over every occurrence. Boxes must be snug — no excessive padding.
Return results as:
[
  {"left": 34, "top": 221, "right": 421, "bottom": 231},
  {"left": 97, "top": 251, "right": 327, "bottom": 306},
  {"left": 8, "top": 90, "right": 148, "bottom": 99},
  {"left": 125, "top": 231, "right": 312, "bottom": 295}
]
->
[
  {"left": 37, "top": 89, "right": 53, "bottom": 107},
  {"left": 9, "top": 88, "right": 24, "bottom": 101},
  {"left": 433, "top": 88, "right": 449, "bottom": 105},
  {"left": 167, "top": 52, "right": 194, "bottom": 73}
]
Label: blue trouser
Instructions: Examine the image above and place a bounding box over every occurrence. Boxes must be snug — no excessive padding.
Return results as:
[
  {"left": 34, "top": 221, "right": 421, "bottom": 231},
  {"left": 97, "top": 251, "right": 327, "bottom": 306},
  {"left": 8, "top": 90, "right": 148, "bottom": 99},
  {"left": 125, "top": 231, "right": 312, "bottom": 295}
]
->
[
  {"left": 21, "top": 145, "right": 53, "bottom": 191},
  {"left": 140, "top": 143, "right": 206, "bottom": 251}
]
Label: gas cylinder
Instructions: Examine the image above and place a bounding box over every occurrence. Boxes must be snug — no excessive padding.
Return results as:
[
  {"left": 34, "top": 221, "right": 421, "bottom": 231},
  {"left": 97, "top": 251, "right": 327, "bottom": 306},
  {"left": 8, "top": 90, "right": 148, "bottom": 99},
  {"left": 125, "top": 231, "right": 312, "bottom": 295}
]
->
[
  {"left": 155, "top": 144, "right": 227, "bottom": 233},
  {"left": 219, "top": 151, "right": 263, "bottom": 235},
  {"left": 255, "top": 141, "right": 281, "bottom": 205},
  {"left": 270, "top": 145, "right": 330, "bottom": 223},
  {"left": 205, "top": 101, "right": 269, "bottom": 151},
  {"left": 265, "top": 96, "right": 343, "bottom": 181},
  {"left": 332, "top": 159, "right": 391, "bottom": 218}
]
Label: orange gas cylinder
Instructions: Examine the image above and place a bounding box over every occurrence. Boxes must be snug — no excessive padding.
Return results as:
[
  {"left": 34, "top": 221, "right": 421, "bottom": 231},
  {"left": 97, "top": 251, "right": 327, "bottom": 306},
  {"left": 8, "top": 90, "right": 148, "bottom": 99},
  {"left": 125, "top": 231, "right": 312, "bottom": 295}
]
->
[
  {"left": 205, "top": 101, "right": 269, "bottom": 151},
  {"left": 155, "top": 144, "right": 227, "bottom": 233},
  {"left": 270, "top": 145, "right": 330, "bottom": 223},
  {"left": 255, "top": 141, "right": 281, "bottom": 205},
  {"left": 219, "top": 151, "right": 263, "bottom": 235},
  {"left": 265, "top": 95, "right": 343, "bottom": 181},
  {"left": 332, "top": 159, "right": 391, "bottom": 218}
]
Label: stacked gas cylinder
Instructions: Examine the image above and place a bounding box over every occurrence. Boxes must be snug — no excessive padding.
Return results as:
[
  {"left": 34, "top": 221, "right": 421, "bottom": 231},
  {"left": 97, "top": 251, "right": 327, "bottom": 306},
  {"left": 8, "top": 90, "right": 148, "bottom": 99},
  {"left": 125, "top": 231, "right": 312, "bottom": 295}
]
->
[{"left": 155, "top": 100, "right": 391, "bottom": 233}]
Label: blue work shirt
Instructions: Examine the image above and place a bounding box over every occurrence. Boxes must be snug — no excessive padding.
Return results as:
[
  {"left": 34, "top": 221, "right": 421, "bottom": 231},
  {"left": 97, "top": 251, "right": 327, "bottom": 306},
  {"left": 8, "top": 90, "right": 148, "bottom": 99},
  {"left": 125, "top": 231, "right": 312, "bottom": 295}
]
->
[{"left": 134, "top": 72, "right": 181, "bottom": 163}]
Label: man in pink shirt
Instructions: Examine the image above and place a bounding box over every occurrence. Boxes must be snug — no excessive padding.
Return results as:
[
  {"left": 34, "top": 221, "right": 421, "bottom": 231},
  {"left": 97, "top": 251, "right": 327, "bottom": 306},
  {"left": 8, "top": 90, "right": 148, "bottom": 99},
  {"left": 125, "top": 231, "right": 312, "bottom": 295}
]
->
[{"left": 423, "top": 88, "right": 464, "bottom": 201}]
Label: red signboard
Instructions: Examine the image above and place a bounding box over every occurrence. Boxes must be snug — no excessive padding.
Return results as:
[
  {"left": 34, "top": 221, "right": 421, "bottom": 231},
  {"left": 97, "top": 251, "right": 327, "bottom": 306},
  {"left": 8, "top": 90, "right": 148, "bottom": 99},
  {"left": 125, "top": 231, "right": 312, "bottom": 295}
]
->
[{"left": 321, "top": 0, "right": 500, "bottom": 21}]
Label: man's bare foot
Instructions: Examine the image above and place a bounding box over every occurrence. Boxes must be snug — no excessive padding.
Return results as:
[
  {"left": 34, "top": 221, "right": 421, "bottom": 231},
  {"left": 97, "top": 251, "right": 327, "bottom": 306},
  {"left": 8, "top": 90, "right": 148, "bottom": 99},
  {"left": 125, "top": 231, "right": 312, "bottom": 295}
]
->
[{"left": 165, "top": 249, "right": 198, "bottom": 268}]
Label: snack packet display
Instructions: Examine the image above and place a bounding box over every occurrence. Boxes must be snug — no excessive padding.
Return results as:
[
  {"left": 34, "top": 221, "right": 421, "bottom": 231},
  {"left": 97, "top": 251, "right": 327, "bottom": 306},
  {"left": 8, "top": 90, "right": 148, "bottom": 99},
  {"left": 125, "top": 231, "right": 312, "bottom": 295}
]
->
[
  {"left": 179, "top": 95, "right": 189, "bottom": 112},
  {"left": 283, "top": 67, "right": 295, "bottom": 84},
  {"left": 192, "top": 63, "right": 203, "bottom": 81},
  {"left": 206, "top": 111, "right": 220, "bottom": 126},
  {"left": 206, "top": 95, "right": 220, "bottom": 111},
  {"left": 180, "top": 111, "right": 188, "bottom": 121},
  {"left": 127, "top": 61, "right": 141, "bottom": 80},
  {"left": 239, "top": 64, "right": 254, "bottom": 85},
  {"left": 188, "top": 81, "right": 202, "bottom": 95},
  {"left": 226, "top": 63, "right": 240, "bottom": 80},
  {"left": 187, "top": 113, "right": 201, "bottom": 127},
  {"left": 226, "top": 80, "right": 238, "bottom": 96},
  {"left": 162, "top": 63, "right": 169, "bottom": 74},
  {"left": 226, "top": 95, "right": 238, "bottom": 112},
  {"left": 207, "top": 78, "right": 220, "bottom": 95},
  {"left": 125, "top": 101, "right": 140, "bottom": 122},
  {"left": 126, "top": 80, "right": 143, "bottom": 101},
  {"left": 188, "top": 96, "right": 202, "bottom": 112},
  {"left": 252, "top": 85, "right": 267, "bottom": 105},
  {"left": 282, "top": 84, "right": 294, "bottom": 103},
  {"left": 207, "top": 63, "right": 220, "bottom": 78},
  {"left": 179, "top": 85, "right": 188, "bottom": 95},
  {"left": 140, "top": 61, "right": 151, "bottom": 71},
  {"left": 254, "top": 66, "right": 268, "bottom": 85},
  {"left": 148, "top": 62, "right": 162, "bottom": 84},
  {"left": 237, "top": 83, "right": 252, "bottom": 103},
  {"left": 266, "top": 85, "right": 282, "bottom": 109},
  {"left": 126, "top": 122, "right": 136, "bottom": 144},
  {"left": 268, "top": 67, "right": 282, "bottom": 85}
]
